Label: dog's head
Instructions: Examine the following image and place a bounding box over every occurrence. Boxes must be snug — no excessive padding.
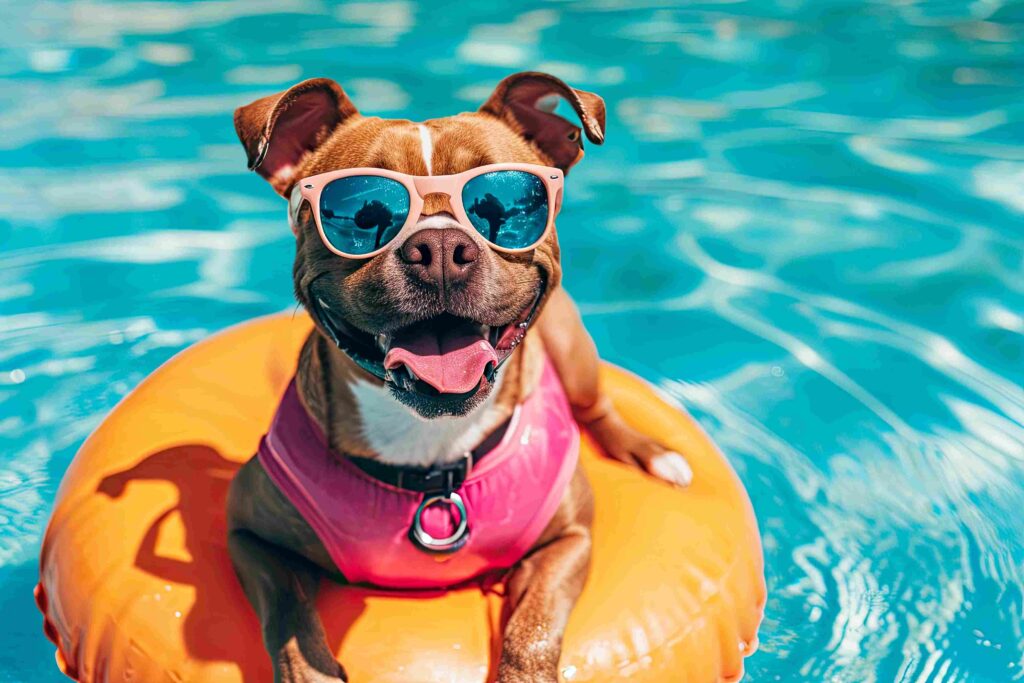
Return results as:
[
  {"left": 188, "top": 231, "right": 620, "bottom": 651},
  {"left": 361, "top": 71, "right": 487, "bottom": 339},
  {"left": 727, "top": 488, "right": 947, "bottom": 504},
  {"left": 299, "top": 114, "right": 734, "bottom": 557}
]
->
[{"left": 234, "top": 72, "right": 605, "bottom": 418}]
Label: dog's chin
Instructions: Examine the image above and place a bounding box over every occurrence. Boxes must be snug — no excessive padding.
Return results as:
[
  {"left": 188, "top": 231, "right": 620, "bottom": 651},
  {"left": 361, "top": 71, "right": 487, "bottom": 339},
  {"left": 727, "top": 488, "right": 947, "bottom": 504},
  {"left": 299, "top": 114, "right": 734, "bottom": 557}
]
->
[
  {"left": 308, "top": 275, "right": 545, "bottom": 420},
  {"left": 387, "top": 374, "right": 493, "bottom": 419}
]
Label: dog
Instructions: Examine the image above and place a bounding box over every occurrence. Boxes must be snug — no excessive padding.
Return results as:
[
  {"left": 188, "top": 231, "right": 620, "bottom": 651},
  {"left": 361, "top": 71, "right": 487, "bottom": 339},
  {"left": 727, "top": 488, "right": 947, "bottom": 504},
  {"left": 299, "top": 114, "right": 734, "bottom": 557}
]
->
[{"left": 227, "top": 71, "right": 693, "bottom": 683}]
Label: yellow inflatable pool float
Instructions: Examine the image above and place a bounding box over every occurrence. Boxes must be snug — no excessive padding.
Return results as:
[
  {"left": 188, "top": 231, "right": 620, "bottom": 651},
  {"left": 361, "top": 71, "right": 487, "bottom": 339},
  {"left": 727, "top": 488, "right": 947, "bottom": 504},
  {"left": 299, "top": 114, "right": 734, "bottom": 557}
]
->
[{"left": 35, "top": 313, "right": 765, "bottom": 682}]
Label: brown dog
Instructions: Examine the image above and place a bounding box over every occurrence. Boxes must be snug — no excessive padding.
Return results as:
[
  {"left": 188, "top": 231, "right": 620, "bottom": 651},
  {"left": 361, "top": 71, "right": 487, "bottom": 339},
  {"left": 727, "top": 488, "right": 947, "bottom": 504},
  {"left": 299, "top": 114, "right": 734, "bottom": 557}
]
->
[{"left": 227, "top": 71, "right": 693, "bottom": 683}]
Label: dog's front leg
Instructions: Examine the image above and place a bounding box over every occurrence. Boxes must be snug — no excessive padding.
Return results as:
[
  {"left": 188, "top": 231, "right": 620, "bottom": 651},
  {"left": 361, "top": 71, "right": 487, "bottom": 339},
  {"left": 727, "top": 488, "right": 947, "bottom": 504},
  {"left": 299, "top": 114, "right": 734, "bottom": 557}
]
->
[
  {"left": 227, "top": 528, "right": 346, "bottom": 683},
  {"left": 498, "top": 525, "right": 591, "bottom": 683},
  {"left": 227, "top": 458, "right": 346, "bottom": 683},
  {"left": 538, "top": 287, "right": 693, "bottom": 487},
  {"left": 497, "top": 470, "right": 593, "bottom": 683}
]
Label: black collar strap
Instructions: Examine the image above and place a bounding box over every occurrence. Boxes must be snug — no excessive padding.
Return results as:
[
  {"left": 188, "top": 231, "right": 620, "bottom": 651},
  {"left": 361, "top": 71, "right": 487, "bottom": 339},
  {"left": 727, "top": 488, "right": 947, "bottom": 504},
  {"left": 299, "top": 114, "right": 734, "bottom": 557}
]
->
[{"left": 347, "top": 451, "right": 479, "bottom": 496}]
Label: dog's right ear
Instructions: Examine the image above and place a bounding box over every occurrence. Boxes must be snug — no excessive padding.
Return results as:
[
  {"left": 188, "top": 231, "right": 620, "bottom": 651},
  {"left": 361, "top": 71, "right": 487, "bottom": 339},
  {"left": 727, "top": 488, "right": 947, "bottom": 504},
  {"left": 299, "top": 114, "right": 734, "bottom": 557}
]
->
[{"left": 234, "top": 78, "right": 359, "bottom": 196}]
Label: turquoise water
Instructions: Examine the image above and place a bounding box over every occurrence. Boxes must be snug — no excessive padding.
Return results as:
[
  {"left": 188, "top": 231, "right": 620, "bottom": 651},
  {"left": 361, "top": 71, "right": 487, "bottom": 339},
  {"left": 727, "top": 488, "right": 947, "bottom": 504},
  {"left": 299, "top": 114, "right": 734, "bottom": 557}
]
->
[{"left": 2, "top": 1, "right": 1023, "bottom": 681}]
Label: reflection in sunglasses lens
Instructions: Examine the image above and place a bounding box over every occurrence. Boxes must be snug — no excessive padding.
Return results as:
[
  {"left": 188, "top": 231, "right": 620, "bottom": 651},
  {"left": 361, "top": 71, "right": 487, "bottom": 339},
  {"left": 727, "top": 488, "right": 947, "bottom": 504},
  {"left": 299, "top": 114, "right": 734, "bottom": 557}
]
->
[
  {"left": 463, "top": 171, "right": 548, "bottom": 249},
  {"left": 320, "top": 176, "right": 411, "bottom": 255}
]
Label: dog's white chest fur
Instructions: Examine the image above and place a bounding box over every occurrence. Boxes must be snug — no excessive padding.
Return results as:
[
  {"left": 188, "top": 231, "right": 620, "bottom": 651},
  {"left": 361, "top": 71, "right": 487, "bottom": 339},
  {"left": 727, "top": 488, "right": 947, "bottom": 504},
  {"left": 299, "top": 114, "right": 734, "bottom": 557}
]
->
[{"left": 349, "top": 372, "right": 507, "bottom": 466}]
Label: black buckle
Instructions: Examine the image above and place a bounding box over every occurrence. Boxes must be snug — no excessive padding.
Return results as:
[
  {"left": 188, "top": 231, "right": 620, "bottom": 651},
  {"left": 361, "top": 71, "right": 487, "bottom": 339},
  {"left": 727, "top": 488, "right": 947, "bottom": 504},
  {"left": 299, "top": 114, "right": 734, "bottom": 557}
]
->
[
  {"left": 348, "top": 452, "right": 472, "bottom": 495},
  {"left": 413, "top": 461, "right": 460, "bottom": 496}
]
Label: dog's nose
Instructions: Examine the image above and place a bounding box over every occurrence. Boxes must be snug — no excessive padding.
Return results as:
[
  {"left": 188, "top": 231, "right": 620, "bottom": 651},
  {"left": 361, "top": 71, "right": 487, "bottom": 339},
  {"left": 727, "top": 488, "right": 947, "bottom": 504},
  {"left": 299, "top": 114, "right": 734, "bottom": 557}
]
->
[{"left": 399, "top": 228, "right": 480, "bottom": 289}]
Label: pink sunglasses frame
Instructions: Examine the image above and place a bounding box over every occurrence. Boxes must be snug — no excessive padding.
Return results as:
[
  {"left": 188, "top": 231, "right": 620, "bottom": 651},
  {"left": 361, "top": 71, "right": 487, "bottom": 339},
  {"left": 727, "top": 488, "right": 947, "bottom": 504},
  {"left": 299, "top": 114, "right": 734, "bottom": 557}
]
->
[{"left": 296, "top": 163, "right": 565, "bottom": 259}]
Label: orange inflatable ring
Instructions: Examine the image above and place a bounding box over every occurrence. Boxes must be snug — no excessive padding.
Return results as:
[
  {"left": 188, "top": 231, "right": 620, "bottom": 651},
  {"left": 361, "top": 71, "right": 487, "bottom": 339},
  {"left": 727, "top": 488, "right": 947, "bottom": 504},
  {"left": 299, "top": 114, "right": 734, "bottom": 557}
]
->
[{"left": 35, "top": 313, "right": 765, "bottom": 682}]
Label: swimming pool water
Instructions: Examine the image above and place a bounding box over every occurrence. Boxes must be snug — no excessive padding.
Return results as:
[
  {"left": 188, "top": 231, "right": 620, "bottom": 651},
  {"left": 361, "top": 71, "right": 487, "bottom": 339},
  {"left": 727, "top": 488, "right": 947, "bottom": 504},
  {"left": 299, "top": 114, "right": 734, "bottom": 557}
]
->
[{"left": 2, "top": 1, "right": 1023, "bottom": 681}]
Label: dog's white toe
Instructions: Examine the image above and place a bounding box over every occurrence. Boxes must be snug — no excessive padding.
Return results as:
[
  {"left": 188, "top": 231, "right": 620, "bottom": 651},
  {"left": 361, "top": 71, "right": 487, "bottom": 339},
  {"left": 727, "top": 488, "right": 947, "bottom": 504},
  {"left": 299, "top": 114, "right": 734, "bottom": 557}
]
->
[{"left": 649, "top": 452, "right": 693, "bottom": 487}]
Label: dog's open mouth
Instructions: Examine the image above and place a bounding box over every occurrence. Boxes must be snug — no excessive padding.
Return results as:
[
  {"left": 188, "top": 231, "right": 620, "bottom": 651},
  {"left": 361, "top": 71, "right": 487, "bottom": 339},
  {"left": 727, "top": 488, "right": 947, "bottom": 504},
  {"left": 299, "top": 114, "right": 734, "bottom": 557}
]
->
[{"left": 311, "top": 283, "right": 544, "bottom": 401}]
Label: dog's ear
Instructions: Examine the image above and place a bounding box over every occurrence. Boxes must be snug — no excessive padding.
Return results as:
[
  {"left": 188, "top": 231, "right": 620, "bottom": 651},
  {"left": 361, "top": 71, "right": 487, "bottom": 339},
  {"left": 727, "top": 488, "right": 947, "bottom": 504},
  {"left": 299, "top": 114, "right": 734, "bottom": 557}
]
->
[
  {"left": 234, "top": 78, "right": 359, "bottom": 195},
  {"left": 479, "top": 71, "right": 606, "bottom": 172}
]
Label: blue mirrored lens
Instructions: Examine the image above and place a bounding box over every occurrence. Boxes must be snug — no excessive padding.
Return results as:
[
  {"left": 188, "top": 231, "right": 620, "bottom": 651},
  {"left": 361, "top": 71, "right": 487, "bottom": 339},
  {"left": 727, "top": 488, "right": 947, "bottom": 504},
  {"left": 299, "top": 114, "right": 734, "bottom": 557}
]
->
[
  {"left": 462, "top": 171, "right": 549, "bottom": 249},
  {"left": 319, "top": 176, "right": 410, "bottom": 255}
]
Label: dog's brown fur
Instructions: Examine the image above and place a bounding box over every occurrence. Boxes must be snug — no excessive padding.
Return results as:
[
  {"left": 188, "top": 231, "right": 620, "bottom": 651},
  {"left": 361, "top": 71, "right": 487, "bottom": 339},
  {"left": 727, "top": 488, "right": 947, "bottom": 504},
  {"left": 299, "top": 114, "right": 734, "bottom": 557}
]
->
[{"left": 227, "top": 72, "right": 691, "bottom": 683}]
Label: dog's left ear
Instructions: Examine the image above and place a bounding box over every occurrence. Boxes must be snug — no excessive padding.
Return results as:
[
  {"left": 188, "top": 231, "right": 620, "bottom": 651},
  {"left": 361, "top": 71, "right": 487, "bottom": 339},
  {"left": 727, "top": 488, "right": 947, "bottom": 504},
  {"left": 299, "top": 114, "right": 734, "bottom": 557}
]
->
[
  {"left": 234, "top": 78, "right": 360, "bottom": 196},
  {"left": 479, "top": 71, "right": 606, "bottom": 172}
]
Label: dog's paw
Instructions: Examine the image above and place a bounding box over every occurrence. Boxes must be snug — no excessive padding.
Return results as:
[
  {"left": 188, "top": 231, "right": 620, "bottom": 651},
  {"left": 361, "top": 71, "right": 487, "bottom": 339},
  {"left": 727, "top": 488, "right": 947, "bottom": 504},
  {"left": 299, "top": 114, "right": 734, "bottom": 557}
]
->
[
  {"left": 587, "top": 412, "right": 693, "bottom": 488},
  {"left": 496, "top": 673, "right": 556, "bottom": 683},
  {"left": 496, "top": 662, "right": 558, "bottom": 683},
  {"left": 276, "top": 666, "right": 347, "bottom": 683},
  {"left": 275, "top": 638, "right": 348, "bottom": 683},
  {"left": 647, "top": 451, "right": 694, "bottom": 488}
]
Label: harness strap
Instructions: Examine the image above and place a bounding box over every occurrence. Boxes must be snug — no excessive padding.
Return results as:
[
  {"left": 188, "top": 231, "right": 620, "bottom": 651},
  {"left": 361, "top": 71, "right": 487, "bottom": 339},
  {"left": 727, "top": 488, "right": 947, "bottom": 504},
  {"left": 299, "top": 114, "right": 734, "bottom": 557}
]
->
[{"left": 347, "top": 450, "right": 475, "bottom": 495}]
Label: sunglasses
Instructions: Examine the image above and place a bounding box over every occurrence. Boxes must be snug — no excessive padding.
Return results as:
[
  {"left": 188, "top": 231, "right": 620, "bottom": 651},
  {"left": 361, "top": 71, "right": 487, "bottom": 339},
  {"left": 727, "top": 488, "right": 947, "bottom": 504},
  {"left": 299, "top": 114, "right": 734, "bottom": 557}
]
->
[{"left": 296, "top": 163, "right": 564, "bottom": 259}]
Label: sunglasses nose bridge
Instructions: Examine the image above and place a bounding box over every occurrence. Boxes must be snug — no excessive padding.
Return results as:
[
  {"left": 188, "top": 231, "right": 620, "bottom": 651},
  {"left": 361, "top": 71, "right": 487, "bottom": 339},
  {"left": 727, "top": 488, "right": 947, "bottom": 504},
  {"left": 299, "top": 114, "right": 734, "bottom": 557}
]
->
[
  {"left": 412, "top": 176, "right": 453, "bottom": 197},
  {"left": 412, "top": 177, "right": 460, "bottom": 218}
]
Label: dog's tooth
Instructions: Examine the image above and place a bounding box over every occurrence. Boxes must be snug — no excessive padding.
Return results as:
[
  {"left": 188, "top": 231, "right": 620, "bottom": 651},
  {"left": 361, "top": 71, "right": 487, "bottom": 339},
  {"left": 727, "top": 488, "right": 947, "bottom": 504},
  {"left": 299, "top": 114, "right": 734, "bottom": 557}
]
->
[
  {"left": 387, "top": 365, "right": 414, "bottom": 392},
  {"left": 404, "top": 365, "right": 419, "bottom": 382},
  {"left": 376, "top": 333, "right": 390, "bottom": 353}
]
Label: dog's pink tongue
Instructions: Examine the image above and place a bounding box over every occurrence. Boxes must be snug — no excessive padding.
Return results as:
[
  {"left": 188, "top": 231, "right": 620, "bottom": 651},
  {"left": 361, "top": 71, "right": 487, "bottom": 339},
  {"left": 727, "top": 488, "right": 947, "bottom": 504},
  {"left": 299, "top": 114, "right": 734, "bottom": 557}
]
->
[{"left": 384, "top": 327, "right": 498, "bottom": 394}]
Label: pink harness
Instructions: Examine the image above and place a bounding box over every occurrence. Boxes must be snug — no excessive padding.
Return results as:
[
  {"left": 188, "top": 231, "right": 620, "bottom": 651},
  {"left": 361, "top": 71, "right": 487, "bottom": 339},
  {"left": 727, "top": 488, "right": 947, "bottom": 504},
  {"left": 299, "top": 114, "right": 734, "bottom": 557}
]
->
[{"left": 257, "top": 358, "right": 579, "bottom": 590}]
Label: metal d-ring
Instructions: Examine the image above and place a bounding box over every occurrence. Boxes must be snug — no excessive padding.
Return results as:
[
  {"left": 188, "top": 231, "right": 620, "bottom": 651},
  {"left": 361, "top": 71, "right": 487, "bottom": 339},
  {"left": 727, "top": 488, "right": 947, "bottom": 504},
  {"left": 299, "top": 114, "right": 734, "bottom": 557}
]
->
[{"left": 410, "top": 491, "right": 469, "bottom": 554}]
